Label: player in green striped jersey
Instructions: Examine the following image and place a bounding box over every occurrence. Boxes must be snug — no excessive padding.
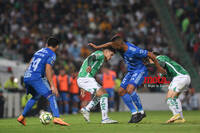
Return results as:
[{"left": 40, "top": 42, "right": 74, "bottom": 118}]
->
[
  {"left": 77, "top": 47, "right": 118, "bottom": 124},
  {"left": 149, "top": 53, "right": 191, "bottom": 123}
]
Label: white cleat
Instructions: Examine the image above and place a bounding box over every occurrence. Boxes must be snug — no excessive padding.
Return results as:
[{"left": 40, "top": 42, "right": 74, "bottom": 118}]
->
[
  {"left": 101, "top": 118, "right": 118, "bottom": 124},
  {"left": 80, "top": 108, "right": 90, "bottom": 122}
]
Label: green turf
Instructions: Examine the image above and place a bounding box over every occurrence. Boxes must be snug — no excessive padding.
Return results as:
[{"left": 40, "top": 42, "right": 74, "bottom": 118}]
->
[{"left": 0, "top": 111, "right": 200, "bottom": 133}]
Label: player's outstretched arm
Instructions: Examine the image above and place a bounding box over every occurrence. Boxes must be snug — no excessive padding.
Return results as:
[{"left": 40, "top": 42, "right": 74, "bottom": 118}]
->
[
  {"left": 147, "top": 52, "right": 167, "bottom": 75},
  {"left": 88, "top": 42, "right": 113, "bottom": 49},
  {"left": 46, "top": 64, "right": 59, "bottom": 97}
]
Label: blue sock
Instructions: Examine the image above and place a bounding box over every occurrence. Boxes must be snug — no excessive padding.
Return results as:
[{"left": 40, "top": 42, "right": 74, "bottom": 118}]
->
[
  {"left": 48, "top": 95, "right": 60, "bottom": 117},
  {"left": 22, "top": 98, "right": 37, "bottom": 117},
  {"left": 72, "top": 107, "right": 78, "bottom": 113},
  {"left": 64, "top": 103, "right": 69, "bottom": 114},
  {"left": 130, "top": 91, "right": 143, "bottom": 112},
  {"left": 121, "top": 93, "right": 137, "bottom": 114}
]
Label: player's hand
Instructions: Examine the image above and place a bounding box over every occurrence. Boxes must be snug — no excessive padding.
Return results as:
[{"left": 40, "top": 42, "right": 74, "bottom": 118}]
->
[
  {"left": 51, "top": 86, "right": 59, "bottom": 97},
  {"left": 80, "top": 89, "right": 86, "bottom": 97},
  {"left": 86, "top": 66, "right": 92, "bottom": 73},
  {"left": 157, "top": 66, "right": 167, "bottom": 75},
  {"left": 88, "top": 43, "right": 97, "bottom": 49}
]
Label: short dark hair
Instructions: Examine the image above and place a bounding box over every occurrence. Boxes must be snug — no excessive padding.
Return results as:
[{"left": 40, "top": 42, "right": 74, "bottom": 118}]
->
[
  {"left": 111, "top": 34, "right": 123, "bottom": 42},
  {"left": 103, "top": 46, "right": 116, "bottom": 53},
  {"left": 47, "top": 37, "right": 60, "bottom": 48}
]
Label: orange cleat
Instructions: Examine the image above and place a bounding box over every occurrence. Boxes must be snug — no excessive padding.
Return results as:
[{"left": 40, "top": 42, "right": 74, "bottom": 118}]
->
[
  {"left": 17, "top": 115, "right": 26, "bottom": 126},
  {"left": 53, "top": 118, "right": 70, "bottom": 126}
]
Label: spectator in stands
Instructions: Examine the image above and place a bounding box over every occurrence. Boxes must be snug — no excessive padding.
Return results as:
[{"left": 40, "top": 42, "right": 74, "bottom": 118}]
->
[
  {"left": 57, "top": 68, "right": 70, "bottom": 114},
  {"left": 4, "top": 76, "right": 19, "bottom": 91},
  {"left": 69, "top": 71, "right": 80, "bottom": 114}
]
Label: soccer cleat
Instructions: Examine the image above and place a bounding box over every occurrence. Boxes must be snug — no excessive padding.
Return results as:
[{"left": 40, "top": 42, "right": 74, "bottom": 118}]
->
[
  {"left": 140, "top": 112, "right": 146, "bottom": 119},
  {"left": 166, "top": 113, "right": 181, "bottom": 123},
  {"left": 80, "top": 108, "right": 90, "bottom": 122},
  {"left": 174, "top": 118, "right": 186, "bottom": 123},
  {"left": 101, "top": 118, "right": 118, "bottom": 124},
  {"left": 136, "top": 112, "right": 147, "bottom": 123},
  {"left": 128, "top": 113, "right": 140, "bottom": 123},
  {"left": 53, "top": 118, "right": 70, "bottom": 126},
  {"left": 17, "top": 115, "right": 26, "bottom": 126}
]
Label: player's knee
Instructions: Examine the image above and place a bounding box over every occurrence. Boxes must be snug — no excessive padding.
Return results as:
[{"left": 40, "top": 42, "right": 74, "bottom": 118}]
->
[
  {"left": 96, "top": 88, "right": 107, "bottom": 97},
  {"left": 126, "top": 84, "right": 135, "bottom": 94},
  {"left": 118, "top": 87, "right": 126, "bottom": 96}
]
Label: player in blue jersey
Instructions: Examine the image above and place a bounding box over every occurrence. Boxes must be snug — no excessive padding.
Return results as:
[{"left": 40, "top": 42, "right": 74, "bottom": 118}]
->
[
  {"left": 17, "top": 37, "right": 70, "bottom": 126},
  {"left": 89, "top": 34, "right": 166, "bottom": 123}
]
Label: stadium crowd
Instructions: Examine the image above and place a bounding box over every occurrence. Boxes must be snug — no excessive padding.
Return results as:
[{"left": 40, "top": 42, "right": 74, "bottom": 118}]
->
[
  {"left": 168, "top": 0, "right": 200, "bottom": 70},
  {"left": 0, "top": 0, "right": 170, "bottom": 67}
]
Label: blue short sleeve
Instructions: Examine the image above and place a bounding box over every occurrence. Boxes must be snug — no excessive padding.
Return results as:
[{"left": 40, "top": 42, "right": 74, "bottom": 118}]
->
[{"left": 47, "top": 54, "right": 56, "bottom": 66}]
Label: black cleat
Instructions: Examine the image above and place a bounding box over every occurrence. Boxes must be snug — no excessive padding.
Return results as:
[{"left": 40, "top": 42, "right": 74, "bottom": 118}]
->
[
  {"left": 140, "top": 112, "right": 146, "bottom": 119},
  {"left": 136, "top": 112, "right": 147, "bottom": 123},
  {"left": 128, "top": 113, "right": 140, "bottom": 123}
]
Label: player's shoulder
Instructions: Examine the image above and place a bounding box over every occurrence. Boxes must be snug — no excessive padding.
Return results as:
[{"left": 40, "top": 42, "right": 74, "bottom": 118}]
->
[{"left": 92, "top": 50, "right": 103, "bottom": 56}]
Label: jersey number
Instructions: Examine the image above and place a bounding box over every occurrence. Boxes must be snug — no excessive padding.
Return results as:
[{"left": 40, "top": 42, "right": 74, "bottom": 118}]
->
[{"left": 29, "top": 57, "right": 41, "bottom": 71}]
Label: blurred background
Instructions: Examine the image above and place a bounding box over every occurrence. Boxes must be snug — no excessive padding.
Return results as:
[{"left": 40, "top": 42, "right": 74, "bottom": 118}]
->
[{"left": 0, "top": 0, "right": 199, "bottom": 118}]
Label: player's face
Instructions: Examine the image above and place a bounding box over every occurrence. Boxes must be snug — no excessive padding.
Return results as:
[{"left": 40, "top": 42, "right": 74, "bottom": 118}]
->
[{"left": 105, "top": 50, "right": 114, "bottom": 61}]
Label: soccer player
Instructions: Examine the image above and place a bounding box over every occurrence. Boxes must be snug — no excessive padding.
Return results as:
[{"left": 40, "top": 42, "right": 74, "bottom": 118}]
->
[
  {"left": 17, "top": 37, "right": 69, "bottom": 126},
  {"left": 148, "top": 53, "right": 191, "bottom": 123},
  {"left": 89, "top": 34, "right": 166, "bottom": 123},
  {"left": 77, "top": 47, "right": 118, "bottom": 124}
]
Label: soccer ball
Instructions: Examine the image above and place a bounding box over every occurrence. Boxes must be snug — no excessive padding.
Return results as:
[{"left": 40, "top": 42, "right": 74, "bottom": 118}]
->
[{"left": 39, "top": 111, "right": 53, "bottom": 125}]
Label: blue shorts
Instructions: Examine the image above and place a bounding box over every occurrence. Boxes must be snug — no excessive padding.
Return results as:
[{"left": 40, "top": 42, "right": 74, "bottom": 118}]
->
[
  {"left": 120, "top": 71, "right": 148, "bottom": 89},
  {"left": 24, "top": 78, "right": 52, "bottom": 98},
  {"left": 105, "top": 88, "right": 115, "bottom": 98},
  {"left": 58, "top": 92, "right": 70, "bottom": 102},
  {"left": 71, "top": 94, "right": 80, "bottom": 102}
]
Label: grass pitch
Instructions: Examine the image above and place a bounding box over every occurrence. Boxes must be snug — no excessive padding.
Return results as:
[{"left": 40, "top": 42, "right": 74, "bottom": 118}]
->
[{"left": 0, "top": 111, "right": 200, "bottom": 133}]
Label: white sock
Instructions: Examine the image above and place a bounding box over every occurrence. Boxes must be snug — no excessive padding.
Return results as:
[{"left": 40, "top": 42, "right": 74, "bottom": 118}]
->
[
  {"left": 175, "top": 98, "right": 184, "bottom": 118},
  {"left": 139, "top": 110, "right": 144, "bottom": 114},
  {"left": 85, "top": 95, "right": 100, "bottom": 111},
  {"left": 167, "top": 98, "right": 177, "bottom": 115},
  {"left": 132, "top": 112, "right": 137, "bottom": 115},
  {"left": 100, "top": 94, "right": 108, "bottom": 120}
]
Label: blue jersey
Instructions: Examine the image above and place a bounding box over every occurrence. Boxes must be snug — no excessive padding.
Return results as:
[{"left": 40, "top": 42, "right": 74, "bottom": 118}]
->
[
  {"left": 120, "top": 42, "right": 148, "bottom": 72},
  {"left": 24, "top": 48, "right": 56, "bottom": 80}
]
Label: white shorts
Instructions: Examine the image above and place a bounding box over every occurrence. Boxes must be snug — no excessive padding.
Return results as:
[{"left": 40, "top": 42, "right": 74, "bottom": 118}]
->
[
  {"left": 168, "top": 75, "right": 191, "bottom": 93},
  {"left": 77, "top": 77, "right": 101, "bottom": 95}
]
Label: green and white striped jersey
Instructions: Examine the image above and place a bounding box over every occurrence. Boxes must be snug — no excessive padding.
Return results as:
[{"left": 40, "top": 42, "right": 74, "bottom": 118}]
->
[
  {"left": 156, "top": 55, "right": 189, "bottom": 78},
  {"left": 78, "top": 50, "right": 104, "bottom": 78}
]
